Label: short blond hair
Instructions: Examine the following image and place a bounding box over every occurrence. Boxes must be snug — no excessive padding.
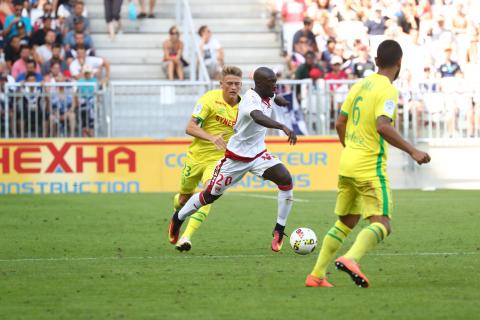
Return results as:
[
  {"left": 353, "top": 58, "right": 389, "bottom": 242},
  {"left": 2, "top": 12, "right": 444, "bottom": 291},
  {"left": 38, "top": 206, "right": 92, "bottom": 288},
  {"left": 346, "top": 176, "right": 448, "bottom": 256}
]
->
[{"left": 220, "top": 66, "right": 242, "bottom": 79}]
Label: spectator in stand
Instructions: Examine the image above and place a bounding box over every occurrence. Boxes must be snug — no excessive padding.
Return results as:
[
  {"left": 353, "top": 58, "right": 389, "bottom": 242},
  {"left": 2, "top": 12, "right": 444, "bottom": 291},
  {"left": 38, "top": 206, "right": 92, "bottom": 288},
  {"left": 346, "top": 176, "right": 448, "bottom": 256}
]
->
[
  {"left": 288, "top": 35, "right": 309, "bottom": 75},
  {"left": 295, "top": 50, "right": 324, "bottom": 81},
  {"left": 104, "top": 0, "right": 123, "bottom": 41},
  {"left": 76, "top": 64, "right": 97, "bottom": 137},
  {"left": 320, "top": 37, "right": 335, "bottom": 72},
  {"left": 312, "top": 10, "right": 336, "bottom": 50},
  {"left": 44, "top": 59, "right": 69, "bottom": 82},
  {"left": 12, "top": 45, "right": 41, "bottom": 79},
  {"left": 325, "top": 55, "right": 347, "bottom": 83},
  {"left": 137, "top": 0, "right": 155, "bottom": 19},
  {"left": 162, "top": 26, "right": 184, "bottom": 80},
  {"left": 42, "top": 43, "right": 69, "bottom": 75},
  {"left": 22, "top": 72, "right": 46, "bottom": 137},
  {"left": 292, "top": 17, "right": 318, "bottom": 54},
  {"left": 17, "top": 20, "right": 32, "bottom": 46},
  {"left": 64, "top": 18, "right": 93, "bottom": 51},
  {"left": 397, "top": 1, "right": 419, "bottom": 34},
  {"left": 32, "top": 15, "right": 63, "bottom": 47},
  {"left": 57, "top": 0, "right": 87, "bottom": 20},
  {"left": 438, "top": 46, "right": 461, "bottom": 78},
  {"left": 48, "top": 82, "right": 75, "bottom": 137},
  {"left": 4, "top": 36, "right": 21, "bottom": 69},
  {"left": 16, "top": 58, "right": 43, "bottom": 81},
  {"left": 282, "top": 0, "right": 306, "bottom": 54},
  {"left": 352, "top": 45, "right": 375, "bottom": 78},
  {"left": 46, "top": 61, "right": 75, "bottom": 137},
  {"left": 70, "top": 46, "right": 110, "bottom": 85},
  {"left": 31, "top": 1, "right": 58, "bottom": 30},
  {"left": 64, "top": 1, "right": 89, "bottom": 34},
  {"left": 65, "top": 32, "right": 95, "bottom": 63},
  {"left": 4, "top": 1, "right": 32, "bottom": 40},
  {"left": 35, "top": 30, "right": 64, "bottom": 65},
  {"left": 365, "top": 4, "right": 388, "bottom": 35},
  {"left": 198, "top": 25, "right": 224, "bottom": 80},
  {"left": 325, "top": 55, "right": 348, "bottom": 112}
]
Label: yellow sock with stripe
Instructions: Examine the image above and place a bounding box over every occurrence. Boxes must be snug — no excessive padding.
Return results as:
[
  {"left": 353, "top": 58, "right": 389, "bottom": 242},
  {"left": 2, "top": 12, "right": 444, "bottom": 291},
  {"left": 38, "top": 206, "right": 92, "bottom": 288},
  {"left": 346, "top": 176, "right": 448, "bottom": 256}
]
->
[
  {"left": 311, "top": 220, "right": 352, "bottom": 278},
  {"left": 181, "top": 204, "right": 212, "bottom": 240},
  {"left": 173, "top": 193, "right": 182, "bottom": 211},
  {"left": 344, "top": 222, "right": 388, "bottom": 262}
]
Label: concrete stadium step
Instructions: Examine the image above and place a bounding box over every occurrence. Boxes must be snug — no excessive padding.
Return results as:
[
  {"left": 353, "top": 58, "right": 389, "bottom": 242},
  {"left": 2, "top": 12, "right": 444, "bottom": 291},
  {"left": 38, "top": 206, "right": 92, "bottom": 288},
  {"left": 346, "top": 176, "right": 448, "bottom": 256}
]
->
[
  {"left": 89, "top": 18, "right": 271, "bottom": 34},
  {"left": 97, "top": 47, "right": 282, "bottom": 64},
  {"left": 109, "top": 64, "right": 165, "bottom": 79},
  {"left": 87, "top": 0, "right": 265, "bottom": 5},
  {"left": 87, "top": 3, "right": 268, "bottom": 19},
  {"left": 109, "top": 63, "right": 285, "bottom": 80},
  {"left": 92, "top": 33, "right": 279, "bottom": 49},
  {"left": 88, "top": 0, "right": 281, "bottom": 80}
]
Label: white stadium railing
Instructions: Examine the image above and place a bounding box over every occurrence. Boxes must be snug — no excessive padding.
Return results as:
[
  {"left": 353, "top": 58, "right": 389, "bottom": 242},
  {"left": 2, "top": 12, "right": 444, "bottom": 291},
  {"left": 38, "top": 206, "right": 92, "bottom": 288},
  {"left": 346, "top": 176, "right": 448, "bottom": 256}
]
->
[
  {"left": 2, "top": 79, "right": 480, "bottom": 143},
  {"left": 2, "top": 82, "right": 108, "bottom": 139}
]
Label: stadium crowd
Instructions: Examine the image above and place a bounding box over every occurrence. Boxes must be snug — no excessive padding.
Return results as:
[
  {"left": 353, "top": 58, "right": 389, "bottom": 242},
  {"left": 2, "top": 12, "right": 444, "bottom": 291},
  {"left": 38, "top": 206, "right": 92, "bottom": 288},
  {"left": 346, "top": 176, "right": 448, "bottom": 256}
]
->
[
  {"left": 275, "top": 0, "right": 480, "bottom": 137},
  {"left": 0, "top": 0, "right": 110, "bottom": 138}
]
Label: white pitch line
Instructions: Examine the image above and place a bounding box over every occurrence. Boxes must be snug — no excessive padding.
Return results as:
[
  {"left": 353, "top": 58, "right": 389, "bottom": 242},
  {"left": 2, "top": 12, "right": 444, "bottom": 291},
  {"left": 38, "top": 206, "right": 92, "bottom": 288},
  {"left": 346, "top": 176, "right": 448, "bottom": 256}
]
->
[
  {"left": 229, "top": 193, "right": 312, "bottom": 203},
  {"left": 0, "top": 252, "right": 477, "bottom": 263}
]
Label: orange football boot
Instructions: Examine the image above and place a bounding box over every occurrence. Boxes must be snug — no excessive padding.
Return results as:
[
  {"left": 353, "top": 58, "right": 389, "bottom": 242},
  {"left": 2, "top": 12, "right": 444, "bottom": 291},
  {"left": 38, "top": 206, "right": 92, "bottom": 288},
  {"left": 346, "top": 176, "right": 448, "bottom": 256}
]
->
[
  {"left": 271, "top": 230, "right": 285, "bottom": 252},
  {"left": 335, "top": 256, "right": 370, "bottom": 288},
  {"left": 305, "top": 275, "right": 334, "bottom": 288}
]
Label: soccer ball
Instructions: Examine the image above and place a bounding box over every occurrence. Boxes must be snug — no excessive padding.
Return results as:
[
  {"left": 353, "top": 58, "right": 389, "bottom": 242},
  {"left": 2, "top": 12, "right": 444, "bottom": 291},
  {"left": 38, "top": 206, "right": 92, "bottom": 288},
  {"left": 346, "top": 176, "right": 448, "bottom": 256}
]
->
[{"left": 289, "top": 227, "right": 317, "bottom": 255}]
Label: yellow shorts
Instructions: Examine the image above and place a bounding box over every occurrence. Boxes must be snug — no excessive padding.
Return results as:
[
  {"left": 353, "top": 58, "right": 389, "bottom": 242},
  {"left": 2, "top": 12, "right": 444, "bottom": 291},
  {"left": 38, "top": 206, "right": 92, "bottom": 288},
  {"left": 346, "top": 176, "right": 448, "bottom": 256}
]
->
[
  {"left": 334, "top": 175, "right": 393, "bottom": 219},
  {"left": 179, "top": 155, "right": 218, "bottom": 194}
]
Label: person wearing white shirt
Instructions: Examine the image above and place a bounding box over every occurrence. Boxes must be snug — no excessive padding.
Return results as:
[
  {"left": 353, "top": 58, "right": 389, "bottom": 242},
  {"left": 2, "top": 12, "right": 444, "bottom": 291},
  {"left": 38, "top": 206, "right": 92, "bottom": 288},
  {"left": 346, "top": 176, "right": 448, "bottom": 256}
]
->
[{"left": 198, "top": 25, "right": 224, "bottom": 80}]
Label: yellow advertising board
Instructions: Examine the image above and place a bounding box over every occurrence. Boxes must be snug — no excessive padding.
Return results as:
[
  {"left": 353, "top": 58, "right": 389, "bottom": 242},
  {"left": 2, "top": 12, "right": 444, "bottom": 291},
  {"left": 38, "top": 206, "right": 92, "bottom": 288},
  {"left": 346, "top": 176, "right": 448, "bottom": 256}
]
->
[{"left": 0, "top": 137, "right": 341, "bottom": 194}]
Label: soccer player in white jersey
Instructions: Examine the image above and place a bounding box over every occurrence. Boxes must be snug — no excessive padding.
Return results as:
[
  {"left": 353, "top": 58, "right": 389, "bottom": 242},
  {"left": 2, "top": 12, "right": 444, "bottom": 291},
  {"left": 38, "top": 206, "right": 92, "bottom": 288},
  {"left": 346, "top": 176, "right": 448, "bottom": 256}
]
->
[{"left": 168, "top": 67, "right": 297, "bottom": 252}]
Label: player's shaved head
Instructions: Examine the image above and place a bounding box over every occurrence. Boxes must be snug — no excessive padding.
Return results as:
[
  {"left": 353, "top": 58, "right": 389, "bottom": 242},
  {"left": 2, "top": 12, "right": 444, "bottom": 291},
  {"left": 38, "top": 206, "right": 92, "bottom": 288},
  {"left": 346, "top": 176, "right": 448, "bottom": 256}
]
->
[
  {"left": 253, "top": 67, "right": 277, "bottom": 98},
  {"left": 253, "top": 67, "right": 275, "bottom": 83}
]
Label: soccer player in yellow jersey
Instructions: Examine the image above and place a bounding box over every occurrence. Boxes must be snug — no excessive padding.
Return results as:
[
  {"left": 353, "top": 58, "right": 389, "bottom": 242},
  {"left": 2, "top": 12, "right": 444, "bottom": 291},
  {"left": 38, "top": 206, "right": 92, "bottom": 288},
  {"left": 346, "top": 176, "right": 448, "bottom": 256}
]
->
[
  {"left": 306, "top": 40, "right": 431, "bottom": 288},
  {"left": 172, "top": 66, "right": 243, "bottom": 252}
]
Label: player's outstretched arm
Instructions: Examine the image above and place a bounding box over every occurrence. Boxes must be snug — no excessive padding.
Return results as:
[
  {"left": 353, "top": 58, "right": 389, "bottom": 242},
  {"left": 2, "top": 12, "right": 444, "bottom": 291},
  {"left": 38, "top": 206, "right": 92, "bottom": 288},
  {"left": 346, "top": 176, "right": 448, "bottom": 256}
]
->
[
  {"left": 250, "top": 110, "right": 297, "bottom": 145},
  {"left": 376, "top": 116, "right": 431, "bottom": 165},
  {"left": 335, "top": 113, "right": 348, "bottom": 147},
  {"left": 273, "top": 95, "right": 289, "bottom": 107},
  {"left": 185, "top": 118, "right": 227, "bottom": 150}
]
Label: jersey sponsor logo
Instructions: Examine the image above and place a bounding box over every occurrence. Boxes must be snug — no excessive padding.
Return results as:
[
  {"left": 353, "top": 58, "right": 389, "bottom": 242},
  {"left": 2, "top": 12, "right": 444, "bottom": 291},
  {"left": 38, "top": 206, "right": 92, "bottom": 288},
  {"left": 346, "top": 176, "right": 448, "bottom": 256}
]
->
[
  {"left": 192, "top": 103, "right": 203, "bottom": 115},
  {"left": 215, "top": 115, "right": 236, "bottom": 127},
  {"left": 384, "top": 100, "right": 396, "bottom": 116}
]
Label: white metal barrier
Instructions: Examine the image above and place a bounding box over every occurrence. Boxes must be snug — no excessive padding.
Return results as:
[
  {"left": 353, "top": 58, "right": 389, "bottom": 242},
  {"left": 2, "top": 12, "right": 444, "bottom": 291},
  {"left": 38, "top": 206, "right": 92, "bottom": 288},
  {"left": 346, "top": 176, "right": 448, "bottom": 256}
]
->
[
  {"left": 2, "top": 82, "right": 108, "bottom": 139},
  {"left": 176, "top": 0, "right": 210, "bottom": 82},
  {"left": 3, "top": 78, "right": 480, "bottom": 142}
]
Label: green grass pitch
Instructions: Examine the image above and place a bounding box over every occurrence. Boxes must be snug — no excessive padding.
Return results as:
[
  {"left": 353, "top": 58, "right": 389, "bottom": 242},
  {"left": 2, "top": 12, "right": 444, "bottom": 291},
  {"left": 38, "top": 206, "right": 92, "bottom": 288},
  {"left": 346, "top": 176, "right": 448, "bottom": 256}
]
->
[{"left": 1, "top": 190, "right": 479, "bottom": 319}]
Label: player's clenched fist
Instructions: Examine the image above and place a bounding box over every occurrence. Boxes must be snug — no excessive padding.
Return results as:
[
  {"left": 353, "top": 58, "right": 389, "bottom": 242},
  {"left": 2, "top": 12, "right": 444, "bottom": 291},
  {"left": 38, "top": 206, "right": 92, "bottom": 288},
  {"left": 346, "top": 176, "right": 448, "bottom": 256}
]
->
[{"left": 410, "top": 149, "right": 431, "bottom": 165}]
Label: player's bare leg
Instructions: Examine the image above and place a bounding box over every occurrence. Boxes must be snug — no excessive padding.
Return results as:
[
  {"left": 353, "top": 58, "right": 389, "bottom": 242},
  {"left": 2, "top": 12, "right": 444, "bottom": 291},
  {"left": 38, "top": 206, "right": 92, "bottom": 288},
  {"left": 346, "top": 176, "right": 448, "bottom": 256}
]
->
[
  {"left": 336, "top": 216, "right": 390, "bottom": 288},
  {"left": 262, "top": 163, "right": 294, "bottom": 252}
]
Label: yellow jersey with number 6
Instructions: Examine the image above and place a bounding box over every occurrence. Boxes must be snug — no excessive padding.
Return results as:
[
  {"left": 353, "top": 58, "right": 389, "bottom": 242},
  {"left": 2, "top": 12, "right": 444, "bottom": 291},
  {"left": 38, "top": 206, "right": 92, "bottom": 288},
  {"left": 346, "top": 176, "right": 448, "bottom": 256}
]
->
[
  {"left": 339, "top": 73, "right": 398, "bottom": 179},
  {"left": 188, "top": 89, "right": 240, "bottom": 163}
]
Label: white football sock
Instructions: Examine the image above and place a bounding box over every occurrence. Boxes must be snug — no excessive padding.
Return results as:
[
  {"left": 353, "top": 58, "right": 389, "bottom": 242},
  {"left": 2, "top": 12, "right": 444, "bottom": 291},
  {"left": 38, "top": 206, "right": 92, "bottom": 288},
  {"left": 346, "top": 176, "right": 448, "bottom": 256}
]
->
[
  {"left": 277, "top": 189, "right": 293, "bottom": 226},
  {"left": 177, "top": 192, "right": 205, "bottom": 221}
]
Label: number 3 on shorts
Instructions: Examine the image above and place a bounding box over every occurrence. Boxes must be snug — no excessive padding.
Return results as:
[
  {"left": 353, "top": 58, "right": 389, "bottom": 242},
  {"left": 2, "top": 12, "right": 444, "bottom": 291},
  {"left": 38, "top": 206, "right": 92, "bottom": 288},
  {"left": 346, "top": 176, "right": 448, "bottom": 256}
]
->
[{"left": 183, "top": 164, "right": 192, "bottom": 177}]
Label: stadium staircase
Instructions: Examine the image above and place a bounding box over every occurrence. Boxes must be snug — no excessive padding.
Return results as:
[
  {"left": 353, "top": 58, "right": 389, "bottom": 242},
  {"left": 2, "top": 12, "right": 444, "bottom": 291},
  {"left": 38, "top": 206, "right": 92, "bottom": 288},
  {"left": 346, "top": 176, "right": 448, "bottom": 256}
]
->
[{"left": 88, "top": 0, "right": 284, "bottom": 80}]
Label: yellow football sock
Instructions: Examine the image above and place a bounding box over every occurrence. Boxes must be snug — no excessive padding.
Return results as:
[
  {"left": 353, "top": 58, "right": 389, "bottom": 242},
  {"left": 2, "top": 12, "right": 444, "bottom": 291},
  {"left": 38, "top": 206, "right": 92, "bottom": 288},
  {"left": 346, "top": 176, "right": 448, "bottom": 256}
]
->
[
  {"left": 181, "top": 204, "right": 212, "bottom": 240},
  {"left": 311, "top": 220, "right": 352, "bottom": 278},
  {"left": 344, "top": 222, "right": 388, "bottom": 262},
  {"left": 173, "top": 193, "right": 182, "bottom": 211}
]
